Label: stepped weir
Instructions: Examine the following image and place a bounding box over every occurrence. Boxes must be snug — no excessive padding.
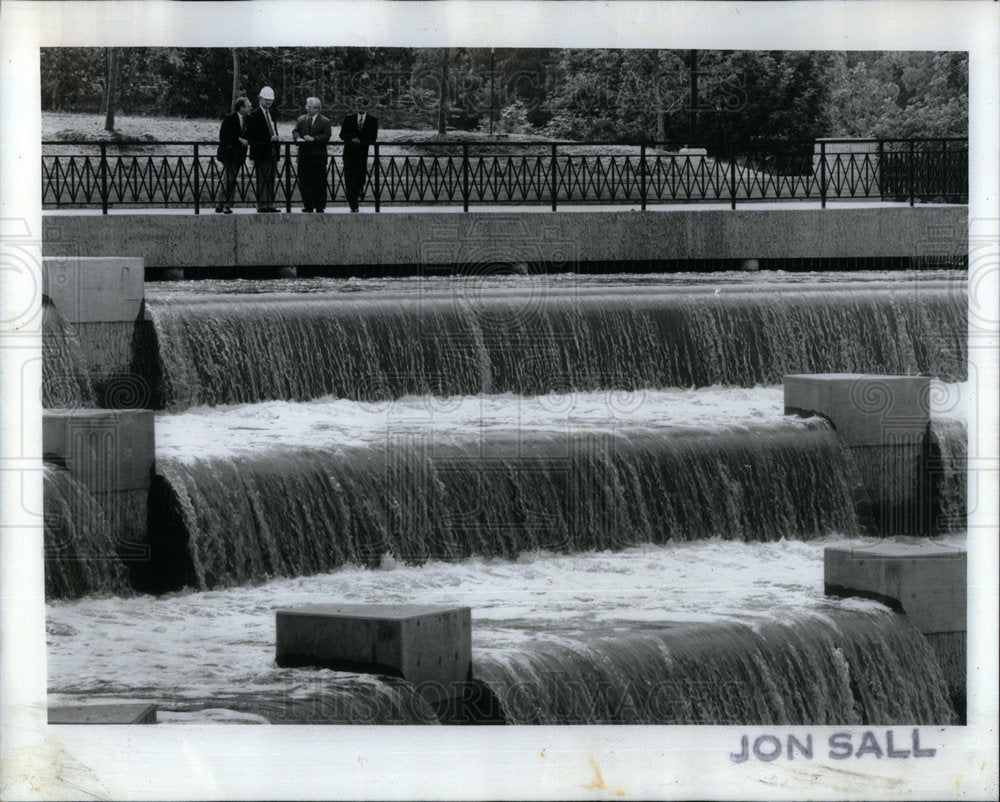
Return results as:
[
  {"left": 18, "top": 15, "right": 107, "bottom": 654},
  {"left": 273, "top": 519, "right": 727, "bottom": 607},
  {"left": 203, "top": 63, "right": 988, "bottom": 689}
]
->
[{"left": 42, "top": 253, "right": 969, "bottom": 725}]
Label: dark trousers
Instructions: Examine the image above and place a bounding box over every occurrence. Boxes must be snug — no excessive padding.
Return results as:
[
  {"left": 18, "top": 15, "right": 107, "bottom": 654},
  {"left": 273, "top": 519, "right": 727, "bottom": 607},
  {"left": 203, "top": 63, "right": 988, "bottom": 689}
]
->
[
  {"left": 218, "top": 159, "right": 242, "bottom": 207},
  {"left": 253, "top": 157, "right": 276, "bottom": 210},
  {"left": 343, "top": 155, "right": 368, "bottom": 210},
  {"left": 297, "top": 156, "right": 328, "bottom": 211}
]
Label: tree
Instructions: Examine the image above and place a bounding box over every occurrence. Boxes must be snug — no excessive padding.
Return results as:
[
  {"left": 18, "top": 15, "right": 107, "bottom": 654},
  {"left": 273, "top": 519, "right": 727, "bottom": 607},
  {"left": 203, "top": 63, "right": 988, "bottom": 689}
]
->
[
  {"left": 231, "top": 49, "right": 241, "bottom": 111},
  {"left": 437, "top": 48, "right": 450, "bottom": 135},
  {"left": 822, "top": 52, "right": 967, "bottom": 139},
  {"left": 103, "top": 49, "right": 119, "bottom": 130}
]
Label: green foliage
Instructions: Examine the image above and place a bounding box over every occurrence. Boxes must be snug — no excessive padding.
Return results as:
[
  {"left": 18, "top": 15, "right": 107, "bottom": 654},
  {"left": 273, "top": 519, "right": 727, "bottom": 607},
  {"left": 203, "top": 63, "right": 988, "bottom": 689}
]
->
[
  {"left": 826, "top": 52, "right": 967, "bottom": 138},
  {"left": 39, "top": 47, "right": 968, "bottom": 141},
  {"left": 41, "top": 48, "right": 104, "bottom": 112},
  {"left": 543, "top": 50, "right": 837, "bottom": 144}
]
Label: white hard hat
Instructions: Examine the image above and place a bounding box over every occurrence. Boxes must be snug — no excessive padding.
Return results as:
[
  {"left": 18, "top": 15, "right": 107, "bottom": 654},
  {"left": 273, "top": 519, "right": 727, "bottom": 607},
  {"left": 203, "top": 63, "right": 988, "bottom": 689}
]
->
[{"left": 259, "top": 86, "right": 275, "bottom": 100}]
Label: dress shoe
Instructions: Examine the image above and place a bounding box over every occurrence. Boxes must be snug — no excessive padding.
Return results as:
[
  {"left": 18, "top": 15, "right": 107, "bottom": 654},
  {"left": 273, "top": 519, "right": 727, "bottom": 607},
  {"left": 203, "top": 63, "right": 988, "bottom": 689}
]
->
[
  {"left": 223, "top": 207, "right": 233, "bottom": 214},
  {"left": 301, "top": 208, "right": 313, "bottom": 213},
  {"left": 215, "top": 205, "right": 224, "bottom": 213},
  {"left": 349, "top": 207, "right": 359, "bottom": 213},
  {"left": 258, "top": 207, "right": 280, "bottom": 213}
]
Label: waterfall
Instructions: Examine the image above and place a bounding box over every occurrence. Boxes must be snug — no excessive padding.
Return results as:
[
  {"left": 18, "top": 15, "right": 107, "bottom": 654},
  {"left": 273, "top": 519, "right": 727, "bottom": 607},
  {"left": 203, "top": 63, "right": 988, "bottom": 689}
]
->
[
  {"left": 152, "top": 419, "right": 860, "bottom": 591},
  {"left": 930, "top": 418, "right": 967, "bottom": 532},
  {"left": 473, "top": 610, "right": 957, "bottom": 725},
  {"left": 42, "top": 298, "right": 97, "bottom": 409},
  {"left": 148, "top": 281, "right": 967, "bottom": 410},
  {"left": 44, "top": 466, "right": 131, "bottom": 599}
]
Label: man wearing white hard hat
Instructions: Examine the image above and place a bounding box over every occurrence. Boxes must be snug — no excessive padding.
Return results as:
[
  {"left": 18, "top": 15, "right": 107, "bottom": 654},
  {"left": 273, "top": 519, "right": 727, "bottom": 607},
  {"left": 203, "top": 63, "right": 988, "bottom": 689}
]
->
[{"left": 247, "top": 86, "right": 281, "bottom": 212}]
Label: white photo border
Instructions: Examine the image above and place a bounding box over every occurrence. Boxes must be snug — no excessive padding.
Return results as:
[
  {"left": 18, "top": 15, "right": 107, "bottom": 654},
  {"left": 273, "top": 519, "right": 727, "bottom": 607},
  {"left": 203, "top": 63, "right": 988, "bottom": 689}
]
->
[{"left": 1, "top": 2, "right": 997, "bottom": 799}]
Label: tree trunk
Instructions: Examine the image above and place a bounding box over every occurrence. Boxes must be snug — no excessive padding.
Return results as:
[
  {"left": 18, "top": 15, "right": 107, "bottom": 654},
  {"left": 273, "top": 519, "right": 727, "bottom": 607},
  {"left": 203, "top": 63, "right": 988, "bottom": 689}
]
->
[
  {"left": 687, "top": 49, "right": 699, "bottom": 145},
  {"left": 99, "top": 50, "right": 109, "bottom": 116},
  {"left": 651, "top": 72, "right": 666, "bottom": 143},
  {"left": 104, "top": 49, "right": 119, "bottom": 131},
  {"left": 437, "top": 48, "right": 449, "bottom": 135},
  {"left": 231, "top": 49, "right": 241, "bottom": 110}
]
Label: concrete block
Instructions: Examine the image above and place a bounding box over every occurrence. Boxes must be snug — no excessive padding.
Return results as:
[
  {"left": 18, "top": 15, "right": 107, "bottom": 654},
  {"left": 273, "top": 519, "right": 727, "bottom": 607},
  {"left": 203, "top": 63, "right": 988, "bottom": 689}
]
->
[
  {"left": 824, "top": 541, "right": 966, "bottom": 634},
  {"left": 48, "top": 703, "right": 157, "bottom": 724},
  {"left": 276, "top": 604, "right": 472, "bottom": 702},
  {"left": 784, "top": 374, "right": 930, "bottom": 447},
  {"left": 42, "top": 410, "right": 154, "bottom": 492},
  {"left": 42, "top": 257, "right": 144, "bottom": 324},
  {"left": 42, "top": 206, "right": 968, "bottom": 268}
]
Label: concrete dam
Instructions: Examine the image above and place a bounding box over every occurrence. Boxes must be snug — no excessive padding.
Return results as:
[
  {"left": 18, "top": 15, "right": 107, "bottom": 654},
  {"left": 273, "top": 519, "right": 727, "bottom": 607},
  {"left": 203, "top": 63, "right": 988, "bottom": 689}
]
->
[{"left": 42, "top": 207, "right": 968, "bottom": 725}]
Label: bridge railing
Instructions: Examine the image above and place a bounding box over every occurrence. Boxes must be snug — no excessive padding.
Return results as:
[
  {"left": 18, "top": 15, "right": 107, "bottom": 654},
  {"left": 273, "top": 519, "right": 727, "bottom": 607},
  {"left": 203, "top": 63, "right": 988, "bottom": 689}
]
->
[{"left": 41, "top": 137, "right": 968, "bottom": 214}]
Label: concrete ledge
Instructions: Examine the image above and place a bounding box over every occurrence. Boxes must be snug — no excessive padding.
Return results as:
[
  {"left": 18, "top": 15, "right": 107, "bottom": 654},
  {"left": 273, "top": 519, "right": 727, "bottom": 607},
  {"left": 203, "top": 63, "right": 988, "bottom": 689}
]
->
[
  {"left": 784, "top": 374, "right": 930, "bottom": 446},
  {"left": 48, "top": 703, "right": 157, "bottom": 724},
  {"left": 276, "top": 604, "right": 471, "bottom": 703},
  {"left": 42, "top": 409, "right": 155, "bottom": 492},
  {"left": 42, "top": 256, "right": 144, "bottom": 323},
  {"left": 824, "top": 542, "right": 966, "bottom": 634},
  {"left": 42, "top": 206, "right": 967, "bottom": 268}
]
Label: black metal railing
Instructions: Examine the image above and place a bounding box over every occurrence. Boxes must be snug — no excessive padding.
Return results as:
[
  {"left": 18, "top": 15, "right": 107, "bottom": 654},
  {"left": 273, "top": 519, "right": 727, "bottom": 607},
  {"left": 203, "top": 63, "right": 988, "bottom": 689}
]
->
[{"left": 41, "top": 137, "right": 968, "bottom": 213}]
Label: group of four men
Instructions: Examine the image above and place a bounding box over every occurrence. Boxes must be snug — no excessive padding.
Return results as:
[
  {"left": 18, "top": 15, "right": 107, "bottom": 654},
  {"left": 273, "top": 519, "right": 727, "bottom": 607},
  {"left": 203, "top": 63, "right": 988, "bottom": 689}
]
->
[{"left": 215, "top": 86, "right": 378, "bottom": 214}]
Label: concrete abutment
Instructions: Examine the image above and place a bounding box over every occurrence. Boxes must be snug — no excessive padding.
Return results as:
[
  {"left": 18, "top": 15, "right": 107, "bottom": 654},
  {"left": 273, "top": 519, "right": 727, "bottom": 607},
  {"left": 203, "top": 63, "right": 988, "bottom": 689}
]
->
[
  {"left": 42, "top": 206, "right": 967, "bottom": 270},
  {"left": 824, "top": 543, "right": 967, "bottom": 720},
  {"left": 784, "top": 374, "right": 935, "bottom": 535}
]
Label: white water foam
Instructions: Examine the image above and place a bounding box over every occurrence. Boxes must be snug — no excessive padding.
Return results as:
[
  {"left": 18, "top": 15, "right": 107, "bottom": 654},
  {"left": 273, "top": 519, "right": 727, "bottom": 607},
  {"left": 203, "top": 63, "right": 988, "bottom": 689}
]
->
[{"left": 46, "top": 533, "right": 965, "bottom": 713}]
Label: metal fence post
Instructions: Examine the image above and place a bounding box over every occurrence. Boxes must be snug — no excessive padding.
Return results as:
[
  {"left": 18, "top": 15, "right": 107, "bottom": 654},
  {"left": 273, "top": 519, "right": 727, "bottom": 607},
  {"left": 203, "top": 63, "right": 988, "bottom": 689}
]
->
[
  {"left": 819, "top": 140, "right": 827, "bottom": 209},
  {"left": 193, "top": 144, "right": 201, "bottom": 214},
  {"left": 99, "top": 142, "right": 109, "bottom": 215},
  {"left": 462, "top": 143, "right": 470, "bottom": 213},
  {"left": 640, "top": 143, "right": 647, "bottom": 212},
  {"left": 908, "top": 139, "right": 915, "bottom": 207},
  {"left": 284, "top": 142, "right": 293, "bottom": 213},
  {"left": 877, "top": 140, "right": 884, "bottom": 199},
  {"left": 551, "top": 143, "right": 558, "bottom": 212},
  {"left": 939, "top": 138, "right": 946, "bottom": 199},
  {"left": 373, "top": 143, "right": 381, "bottom": 213},
  {"left": 729, "top": 148, "right": 737, "bottom": 210}
]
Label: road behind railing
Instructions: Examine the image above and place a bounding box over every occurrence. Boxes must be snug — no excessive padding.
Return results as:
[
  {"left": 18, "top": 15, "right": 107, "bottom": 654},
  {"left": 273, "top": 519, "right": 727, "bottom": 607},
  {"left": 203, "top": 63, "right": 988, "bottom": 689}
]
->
[{"left": 41, "top": 137, "right": 968, "bottom": 214}]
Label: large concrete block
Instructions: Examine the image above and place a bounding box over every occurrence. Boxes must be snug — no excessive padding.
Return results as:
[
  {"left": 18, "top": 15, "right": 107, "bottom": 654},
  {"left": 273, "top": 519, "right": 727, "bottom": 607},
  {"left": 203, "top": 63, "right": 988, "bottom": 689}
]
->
[
  {"left": 48, "top": 703, "right": 157, "bottom": 724},
  {"left": 784, "top": 373, "right": 930, "bottom": 447},
  {"left": 276, "top": 604, "right": 472, "bottom": 702},
  {"left": 42, "top": 256, "right": 144, "bottom": 324},
  {"left": 42, "top": 409, "right": 154, "bottom": 492},
  {"left": 824, "top": 541, "right": 966, "bottom": 634}
]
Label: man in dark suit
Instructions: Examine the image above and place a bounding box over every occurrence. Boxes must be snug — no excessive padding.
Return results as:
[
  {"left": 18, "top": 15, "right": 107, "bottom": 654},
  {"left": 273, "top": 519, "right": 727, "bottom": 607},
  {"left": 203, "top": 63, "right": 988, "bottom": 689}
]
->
[
  {"left": 339, "top": 98, "right": 378, "bottom": 212},
  {"left": 246, "top": 86, "right": 281, "bottom": 212},
  {"left": 215, "top": 96, "right": 251, "bottom": 213},
  {"left": 292, "top": 97, "right": 332, "bottom": 213}
]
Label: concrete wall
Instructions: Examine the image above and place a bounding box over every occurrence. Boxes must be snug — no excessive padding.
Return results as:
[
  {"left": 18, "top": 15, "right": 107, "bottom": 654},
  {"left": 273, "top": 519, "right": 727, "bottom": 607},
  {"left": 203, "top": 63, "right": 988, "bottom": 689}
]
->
[
  {"left": 42, "top": 206, "right": 967, "bottom": 268},
  {"left": 276, "top": 604, "right": 472, "bottom": 707},
  {"left": 42, "top": 410, "right": 155, "bottom": 565},
  {"left": 42, "top": 257, "right": 148, "bottom": 407},
  {"left": 42, "top": 256, "right": 143, "bottom": 323},
  {"left": 825, "top": 542, "right": 967, "bottom": 720},
  {"left": 785, "top": 374, "right": 935, "bottom": 535}
]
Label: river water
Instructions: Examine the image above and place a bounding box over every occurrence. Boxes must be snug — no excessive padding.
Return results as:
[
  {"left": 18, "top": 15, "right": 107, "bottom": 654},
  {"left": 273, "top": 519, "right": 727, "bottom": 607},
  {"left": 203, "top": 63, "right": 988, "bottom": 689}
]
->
[{"left": 44, "top": 271, "right": 968, "bottom": 725}]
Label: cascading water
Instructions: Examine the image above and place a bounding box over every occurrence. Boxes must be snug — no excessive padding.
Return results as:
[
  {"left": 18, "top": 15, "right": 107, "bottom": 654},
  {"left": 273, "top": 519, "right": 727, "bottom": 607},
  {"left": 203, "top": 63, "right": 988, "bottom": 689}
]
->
[
  {"left": 42, "top": 298, "right": 97, "bottom": 409},
  {"left": 152, "top": 415, "right": 860, "bottom": 590},
  {"left": 146, "top": 278, "right": 967, "bottom": 410},
  {"left": 474, "top": 610, "right": 957, "bottom": 725},
  {"left": 46, "top": 272, "right": 969, "bottom": 725},
  {"left": 44, "top": 466, "right": 131, "bottom": 598},
  {"left": 929, "top": 418, "right": 968, "bottom": 532}
]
